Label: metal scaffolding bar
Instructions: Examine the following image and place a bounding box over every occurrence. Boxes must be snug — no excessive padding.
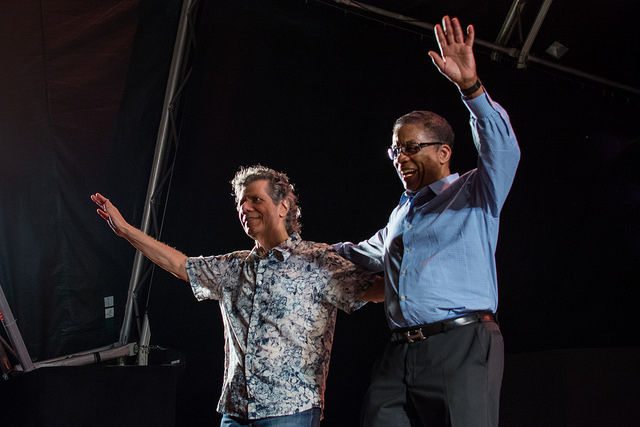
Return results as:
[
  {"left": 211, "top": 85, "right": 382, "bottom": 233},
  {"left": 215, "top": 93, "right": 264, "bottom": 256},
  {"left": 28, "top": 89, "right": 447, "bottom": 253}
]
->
[
  {"left": 516, "top": 0, "right": 553, "bottom": 68},
  {"left": 326, "top": 0, "right": 639, "bottom": 96},
  {"left": 0, "top": 283, "right": 34, "bottom": 373},
  {"left": 0, "top": 0, "right": 200, "bottom": 377},
  {"left": 118, "top": 0, "right": 200, "bottom": 366},
  {"left": 31, "top": 343, "right": 137, "bottom": 369},
  {"left": 492, "top": 0, "right": 528, "bottom": 61}
]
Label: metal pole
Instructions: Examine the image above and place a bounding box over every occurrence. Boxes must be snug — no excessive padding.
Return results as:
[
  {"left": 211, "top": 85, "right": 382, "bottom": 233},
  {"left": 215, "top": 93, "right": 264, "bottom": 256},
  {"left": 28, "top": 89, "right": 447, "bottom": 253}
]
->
[
  {"left": 119, "top": 0, "right": 197, "bottom": 348},
  {"left": 492, "top": 0, "right": 528, "bottom": 62},
  {"left": 0, "top": 283, "right": 34, "bottom": 372},
  {"left": 327, "top": 0, "right": 639, "bottom": 96},
  {"left": 135, "top": 313, "right": 151, "bottom": 365},
  {"left": 517, "top": 0, "right": 553, "bottom": 68},
  {"left": 32, "top": 343, "right": 137, "bottom": 369}
]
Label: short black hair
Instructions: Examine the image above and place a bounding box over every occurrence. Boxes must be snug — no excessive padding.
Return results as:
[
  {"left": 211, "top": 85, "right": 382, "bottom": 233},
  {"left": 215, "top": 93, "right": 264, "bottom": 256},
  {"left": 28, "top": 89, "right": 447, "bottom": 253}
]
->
[{"left": 393, "top": 110, "right": 455, "bottom": 149}]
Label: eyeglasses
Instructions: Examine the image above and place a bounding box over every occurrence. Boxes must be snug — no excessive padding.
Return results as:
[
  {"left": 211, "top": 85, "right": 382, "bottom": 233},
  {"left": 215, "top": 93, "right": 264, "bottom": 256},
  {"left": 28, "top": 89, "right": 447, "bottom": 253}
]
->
[{"left": 387, "top": 142, "right": 444, "bottom": 160}]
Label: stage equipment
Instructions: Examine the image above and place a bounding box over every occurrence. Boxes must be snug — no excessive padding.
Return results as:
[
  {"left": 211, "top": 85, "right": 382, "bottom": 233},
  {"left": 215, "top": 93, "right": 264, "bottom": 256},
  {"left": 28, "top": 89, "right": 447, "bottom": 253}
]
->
[
  {"left": 1, "top": 0, "right": 200, "bottom": 374},
  {"left": 0, "top": 283, "right": 34, "bottom": 374},
  {"left": 326, "top": 0, "right": 639, "bottom": 96},
  {"left": 119, "top": 0, "right": 200, "bottom": 365}
]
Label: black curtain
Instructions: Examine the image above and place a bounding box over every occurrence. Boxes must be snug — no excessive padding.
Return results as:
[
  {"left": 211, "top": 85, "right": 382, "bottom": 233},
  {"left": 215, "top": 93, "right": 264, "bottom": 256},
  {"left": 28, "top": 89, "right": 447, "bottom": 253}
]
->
[
  {"left": 0, "top": 0, "right": 182, "bottom": 362},
  {"left": 148, "top": 2, "right": 639, "bottom": 425},
  {"left": 1, "top": 1, "right": 638, "bottom": 425},
  {"left": 154, "top": 0, "right": 640, "bottom": 354}
]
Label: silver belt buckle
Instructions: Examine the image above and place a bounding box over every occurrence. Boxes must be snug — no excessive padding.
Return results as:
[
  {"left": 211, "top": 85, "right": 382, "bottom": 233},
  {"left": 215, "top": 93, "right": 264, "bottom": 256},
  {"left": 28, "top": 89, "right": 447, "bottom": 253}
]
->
[{"left": 404, "top": 328, "right": 424, "bottom": 343}]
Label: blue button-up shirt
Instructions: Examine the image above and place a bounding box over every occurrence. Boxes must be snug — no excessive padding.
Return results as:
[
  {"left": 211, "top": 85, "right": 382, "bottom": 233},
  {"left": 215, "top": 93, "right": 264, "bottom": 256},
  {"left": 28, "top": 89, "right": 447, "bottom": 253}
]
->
[
  {"left": 185, "top": 233, "right": 375, "bottom": 419},
  {"left": 334, "top": 92, "right": 520, "bottom": 329}
]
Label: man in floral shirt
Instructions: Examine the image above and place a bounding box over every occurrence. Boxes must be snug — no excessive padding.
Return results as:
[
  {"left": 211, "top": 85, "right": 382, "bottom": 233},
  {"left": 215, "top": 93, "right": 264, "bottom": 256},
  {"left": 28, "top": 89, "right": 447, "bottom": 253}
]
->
[{"left": 92, "top": 165, "right": 381, "bottom": 426}]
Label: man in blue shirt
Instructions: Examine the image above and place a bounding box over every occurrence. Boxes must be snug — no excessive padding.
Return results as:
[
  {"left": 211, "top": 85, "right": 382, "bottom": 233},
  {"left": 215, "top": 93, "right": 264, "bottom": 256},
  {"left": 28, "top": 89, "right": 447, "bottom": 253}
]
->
[{"left": 333, "top": 16, "right": 520, "bottom": 427}]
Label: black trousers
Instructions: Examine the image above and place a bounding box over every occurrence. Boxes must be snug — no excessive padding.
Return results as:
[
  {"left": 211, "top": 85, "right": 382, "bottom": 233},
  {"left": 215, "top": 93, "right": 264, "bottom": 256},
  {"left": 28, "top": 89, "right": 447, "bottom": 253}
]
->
[{"left": 360, "top": 320, "right": 504, "bottom": 427}]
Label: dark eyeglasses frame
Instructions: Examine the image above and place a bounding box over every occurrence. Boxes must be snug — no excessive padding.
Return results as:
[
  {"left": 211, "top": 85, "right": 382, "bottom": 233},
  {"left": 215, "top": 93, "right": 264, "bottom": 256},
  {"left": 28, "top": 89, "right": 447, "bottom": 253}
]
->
[{"left": 388, "top": 142, "right": 444, "bottom": 160}]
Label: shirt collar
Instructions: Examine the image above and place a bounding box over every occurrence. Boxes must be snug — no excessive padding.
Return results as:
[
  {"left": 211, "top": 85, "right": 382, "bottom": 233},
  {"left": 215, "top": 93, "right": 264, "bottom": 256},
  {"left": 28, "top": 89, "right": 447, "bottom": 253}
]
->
[
  {"left": 249, "top": 232, "right": 300, "bottom": 262},
  {"left": 399, "top": 173, "right": 460, "bottom": 206}
]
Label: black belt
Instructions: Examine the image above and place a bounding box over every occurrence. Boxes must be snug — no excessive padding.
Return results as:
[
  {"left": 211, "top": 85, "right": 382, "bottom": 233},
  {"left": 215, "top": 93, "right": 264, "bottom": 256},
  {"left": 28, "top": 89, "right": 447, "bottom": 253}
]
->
[{"left": 390, "top": 310, "right": 495, "bottom": 343}]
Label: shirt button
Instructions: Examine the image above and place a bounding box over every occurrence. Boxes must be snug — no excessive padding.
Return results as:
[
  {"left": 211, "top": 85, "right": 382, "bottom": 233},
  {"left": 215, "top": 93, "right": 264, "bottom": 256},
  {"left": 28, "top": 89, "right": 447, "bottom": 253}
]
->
[
  {"left": 400, "top": 295, "right": 406, "bottom": 300},
  {"left": 406, "top": 248, "right": 411, "bottom": 253},
  {"left": 407, "top": 224, "right": 412, "bottom": 228},
  {"left": 401, "top": 270, "right": 406, "bottom": 275}
]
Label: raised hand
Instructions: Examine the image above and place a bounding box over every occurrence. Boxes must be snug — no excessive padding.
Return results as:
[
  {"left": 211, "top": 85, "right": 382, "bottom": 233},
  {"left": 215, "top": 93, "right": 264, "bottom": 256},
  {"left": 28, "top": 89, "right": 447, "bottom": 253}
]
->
[
  {"left": 428, "top": 16, "right": 480, "bottom": 94},
  {"left": 90, "top": 192, "right": 130, "bottom": 237},
  {"left": 90, "top": 192, "right": 188, "bottom": 280}
]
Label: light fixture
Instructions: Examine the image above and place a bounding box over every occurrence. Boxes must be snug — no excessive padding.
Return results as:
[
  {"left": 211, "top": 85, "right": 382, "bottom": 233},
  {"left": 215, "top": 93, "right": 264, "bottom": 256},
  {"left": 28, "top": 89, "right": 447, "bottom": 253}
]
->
[{"left": 545, "top": 41, "right": 569, "bottom": 59}]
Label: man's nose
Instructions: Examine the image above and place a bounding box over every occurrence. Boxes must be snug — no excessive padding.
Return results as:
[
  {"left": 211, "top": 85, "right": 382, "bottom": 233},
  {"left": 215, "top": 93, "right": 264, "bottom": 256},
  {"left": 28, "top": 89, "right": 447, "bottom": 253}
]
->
[
  {"left": 395, "top": 152, "right": 409, "bottom": 164},
  {"left": 240, "top": 201, "right": 253, "bottom": 212}
]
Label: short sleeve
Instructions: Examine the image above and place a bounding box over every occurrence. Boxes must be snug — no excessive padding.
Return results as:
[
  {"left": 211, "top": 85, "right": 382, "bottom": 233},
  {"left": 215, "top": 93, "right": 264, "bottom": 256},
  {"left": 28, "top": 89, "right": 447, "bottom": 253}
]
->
[
  {"left": 186, "top": 254, "right": 240, "bottom": 301},
  {"left": 320, "top": 247, "right": 377, "bottom": 313}
]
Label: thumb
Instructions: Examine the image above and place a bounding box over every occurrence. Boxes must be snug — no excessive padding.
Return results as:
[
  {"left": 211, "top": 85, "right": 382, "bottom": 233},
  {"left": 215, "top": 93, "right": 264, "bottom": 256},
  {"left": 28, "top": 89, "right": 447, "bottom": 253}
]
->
[{"left": 428, "top": 51, "right": 445, "bottom": 72}]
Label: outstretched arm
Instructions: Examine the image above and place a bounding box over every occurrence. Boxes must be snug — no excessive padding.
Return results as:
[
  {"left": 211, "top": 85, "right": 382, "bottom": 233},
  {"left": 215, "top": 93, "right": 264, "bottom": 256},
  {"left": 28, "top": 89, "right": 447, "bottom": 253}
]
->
[
  {"left": 428, "top": 16, "right": 484, "bottom": 99},
  {"left": 91, "top": 193, "right": 189, "bottom": 281}
]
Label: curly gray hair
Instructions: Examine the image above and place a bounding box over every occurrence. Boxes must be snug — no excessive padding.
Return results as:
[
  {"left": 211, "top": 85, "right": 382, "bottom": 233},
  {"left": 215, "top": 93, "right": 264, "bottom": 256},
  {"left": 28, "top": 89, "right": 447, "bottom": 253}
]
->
[{"left": 231, "top": 165, "right": 302, "bottom": 235}]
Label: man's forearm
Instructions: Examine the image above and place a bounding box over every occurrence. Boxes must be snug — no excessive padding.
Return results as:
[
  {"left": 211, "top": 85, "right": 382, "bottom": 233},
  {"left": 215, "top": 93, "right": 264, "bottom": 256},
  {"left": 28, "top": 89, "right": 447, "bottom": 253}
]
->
[
  {"left": 361, "top": 276, "right": 385, "bottom": 303},
  {"left": 121, "top": 225, "right": 188, "bottom": 281}
]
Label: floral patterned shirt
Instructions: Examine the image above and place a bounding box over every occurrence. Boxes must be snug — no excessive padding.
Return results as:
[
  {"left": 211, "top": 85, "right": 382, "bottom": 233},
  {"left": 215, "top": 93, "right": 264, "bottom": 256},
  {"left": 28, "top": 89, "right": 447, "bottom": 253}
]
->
[{"left": 185, "top": 233, "right": 376, "bottom": 419}]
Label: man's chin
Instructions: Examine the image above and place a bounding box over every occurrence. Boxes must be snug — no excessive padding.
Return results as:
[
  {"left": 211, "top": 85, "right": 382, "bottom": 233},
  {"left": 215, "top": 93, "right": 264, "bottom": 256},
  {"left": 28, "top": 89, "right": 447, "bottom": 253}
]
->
[{"left": 402, "top": 181, "right": 418, "bottom": 193}]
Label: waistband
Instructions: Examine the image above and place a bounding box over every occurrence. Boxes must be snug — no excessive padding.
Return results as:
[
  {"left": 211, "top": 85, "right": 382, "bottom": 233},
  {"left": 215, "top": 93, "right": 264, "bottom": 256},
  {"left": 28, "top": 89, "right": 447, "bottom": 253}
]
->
[{"left": 390, "top": 310, "right": 495, "bottom": 343}]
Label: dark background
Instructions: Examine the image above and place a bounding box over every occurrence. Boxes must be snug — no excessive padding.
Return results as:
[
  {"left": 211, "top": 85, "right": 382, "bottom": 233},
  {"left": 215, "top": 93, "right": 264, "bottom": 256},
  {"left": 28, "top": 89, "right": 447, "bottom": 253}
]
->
[{"left": 1, "top": 0, "right": 639, "bottom": 425}]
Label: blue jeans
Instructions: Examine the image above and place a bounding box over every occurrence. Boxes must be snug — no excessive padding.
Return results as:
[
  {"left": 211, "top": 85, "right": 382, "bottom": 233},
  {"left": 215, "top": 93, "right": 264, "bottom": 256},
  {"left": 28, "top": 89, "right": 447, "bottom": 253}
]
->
[{"left": 220, "top": 408, "right": 322, "bottom": 427}]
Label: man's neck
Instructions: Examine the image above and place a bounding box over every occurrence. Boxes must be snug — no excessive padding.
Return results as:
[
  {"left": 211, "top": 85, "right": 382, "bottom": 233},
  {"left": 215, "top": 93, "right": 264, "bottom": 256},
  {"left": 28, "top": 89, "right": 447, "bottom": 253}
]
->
[
  {"left": 406, "top": 171, "right": 455, "bottom": 198},
  {"left": 254, "top": 230, "right": 290, "bottom": 257}
]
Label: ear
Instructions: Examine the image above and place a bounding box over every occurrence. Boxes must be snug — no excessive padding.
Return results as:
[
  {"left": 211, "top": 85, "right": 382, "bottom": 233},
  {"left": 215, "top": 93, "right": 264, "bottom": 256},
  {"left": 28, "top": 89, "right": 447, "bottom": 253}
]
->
[
  {"left": 438, "top": 144, "right": 452, "bottom": 164},
  {"left": 279, "top": 200, "right": 290, "bottom": 218}
]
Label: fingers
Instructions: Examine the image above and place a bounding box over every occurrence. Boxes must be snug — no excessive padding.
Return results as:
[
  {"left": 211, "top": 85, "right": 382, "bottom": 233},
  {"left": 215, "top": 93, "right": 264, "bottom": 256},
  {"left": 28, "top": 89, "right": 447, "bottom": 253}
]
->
[
  {"left": 91, "top": 193, "right": 107, "bottom": 207},
  {"left": 450, "top": 16, "right": 465, "bottom": 44},
  {"left": 465, "top": 23, "right": 475, "bottom": 49},
  {"left": 91, "top": 193, "right": 111, "bottom": 220},
  {"left": 434, "top": 20, "right": 446, "bottom": 50},
  {"left": 436, "top": 16, "right": 472, "bottom": 47},
  {"left": 97, "top": 209, "right": 110, "bottom": 221},
  {"left": 92, "top": 193, "right": 112, "bottom": 210},
  {"left": 441, "top": 15, "right": 461, "bottom": 44}
]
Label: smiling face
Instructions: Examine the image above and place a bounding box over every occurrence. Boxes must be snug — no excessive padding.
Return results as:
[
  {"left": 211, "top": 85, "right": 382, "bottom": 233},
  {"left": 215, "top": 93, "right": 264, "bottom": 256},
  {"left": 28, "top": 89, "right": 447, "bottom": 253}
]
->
[
  {"left": 392, "top": 123, "right": 452, "bottom": 193},
  {"left": 237, "top": 179, "right": 289, "bottom": 250}
]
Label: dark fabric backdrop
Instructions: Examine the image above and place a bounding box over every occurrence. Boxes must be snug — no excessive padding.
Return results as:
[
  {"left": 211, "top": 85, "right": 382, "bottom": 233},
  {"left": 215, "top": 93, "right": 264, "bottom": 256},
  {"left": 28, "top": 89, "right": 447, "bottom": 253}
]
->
[
  {"left": 0, "top": 0, "right": 182, "bottom": 361},
  {"left": 149, "top": 2, "right": 640, "bottom": 425},
  {"left": 1, "top": 1, "right": 638, "bottom": 426},
  {"left": 149, "top": 0, "right": 640, "bottom": 354}
]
